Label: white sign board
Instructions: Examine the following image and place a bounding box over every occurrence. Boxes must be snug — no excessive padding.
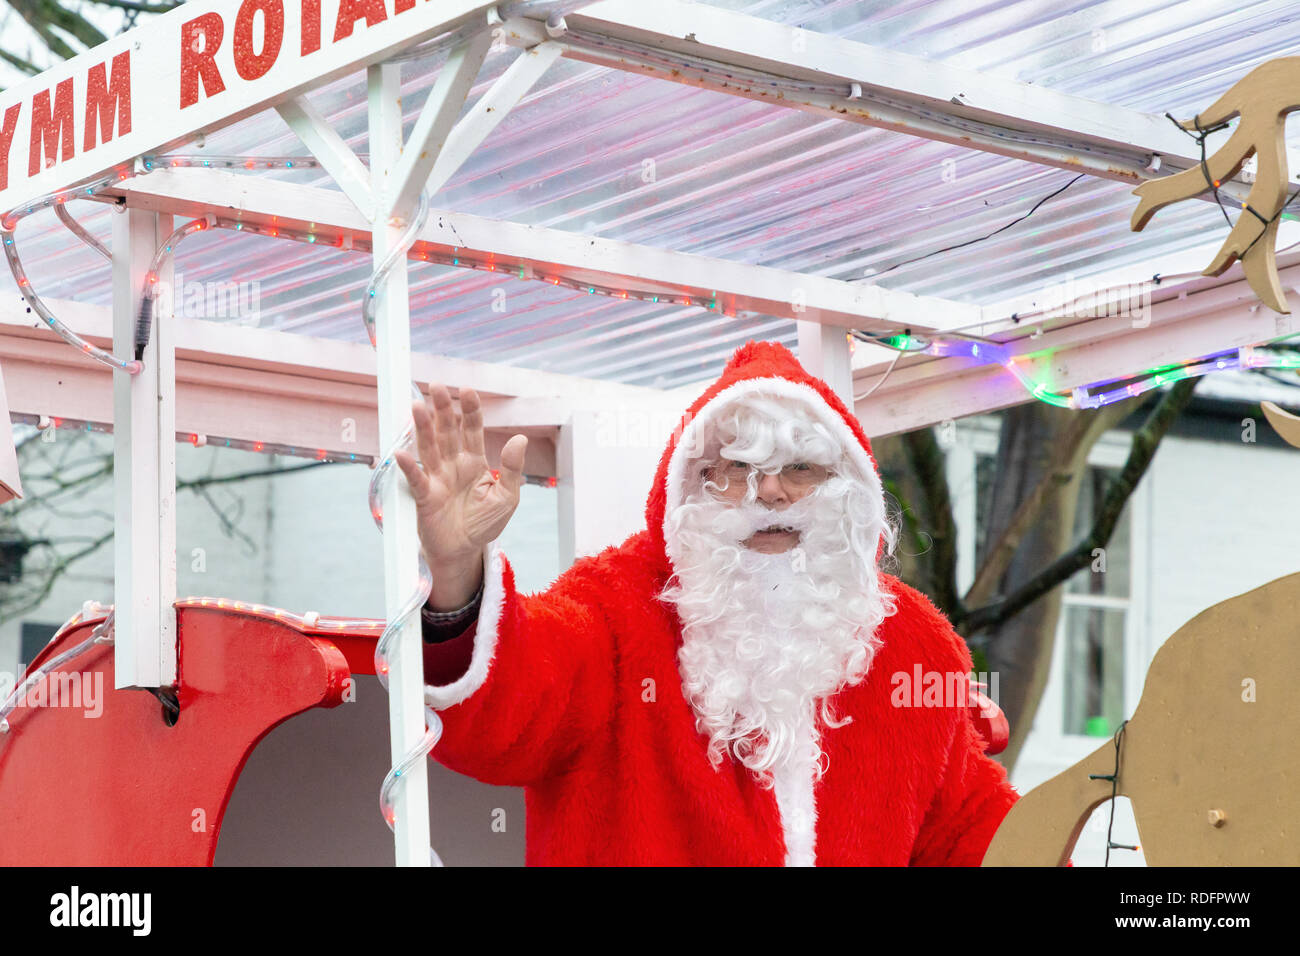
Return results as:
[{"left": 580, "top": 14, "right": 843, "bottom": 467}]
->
[{"left": 0, "top": 0, "right": 496, "bottom": 215}]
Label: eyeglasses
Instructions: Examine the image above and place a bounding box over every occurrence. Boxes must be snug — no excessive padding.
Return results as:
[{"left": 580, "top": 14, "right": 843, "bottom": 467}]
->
[{"left": 702, "top": 459, "right": 830, "bottom": 496}]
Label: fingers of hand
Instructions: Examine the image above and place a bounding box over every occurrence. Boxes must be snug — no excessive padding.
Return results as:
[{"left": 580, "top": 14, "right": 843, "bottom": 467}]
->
[
  {"left": 460, "top": 387, "right": 486, "bottom": 458},
  {"left": 496, "top": 433, "right": 528, "bottom": 497},
  {"left": 411, "top": 399, "right": 441, "bottom": 475},
  {"left": 394, "top": 449, "right": 429, "bottom": 501},
  {"left": 429, "top": 384, "right": 459, "bottom": 462}
]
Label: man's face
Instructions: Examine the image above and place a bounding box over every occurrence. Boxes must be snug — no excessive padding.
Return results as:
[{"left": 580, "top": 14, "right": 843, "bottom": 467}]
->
[{"left": 701, "top": 458, "right": 830, "bottom": 553}]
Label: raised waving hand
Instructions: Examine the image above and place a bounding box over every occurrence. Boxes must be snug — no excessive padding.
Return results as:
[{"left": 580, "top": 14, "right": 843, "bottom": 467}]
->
[{"left": 394, "top": 385, "right": 528, "bottom": 611}]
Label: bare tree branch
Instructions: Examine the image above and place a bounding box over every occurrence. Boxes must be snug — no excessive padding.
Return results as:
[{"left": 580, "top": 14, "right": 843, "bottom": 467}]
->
[
  {"left": 0, "top": 45, "right": 41, "bottom": 76},
  {"left": 0, "top": 530, "right": 114, "bottom": 620},
  {"left": 963, "top": 400, "right": 1131, "bottom": 609},
  {"left": 959, "top": 377, "right": 1200, "bottom": 632}
]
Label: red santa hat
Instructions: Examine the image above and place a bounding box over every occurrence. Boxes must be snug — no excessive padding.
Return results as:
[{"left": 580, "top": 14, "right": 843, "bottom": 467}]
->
[{"left": 644, "top": 339, "right": 885, "bottom": 570}]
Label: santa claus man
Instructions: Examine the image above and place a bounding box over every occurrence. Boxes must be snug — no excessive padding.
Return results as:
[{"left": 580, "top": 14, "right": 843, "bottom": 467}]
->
[{"left": 397, "top": 340, "right": 1018, "bottom": 866}]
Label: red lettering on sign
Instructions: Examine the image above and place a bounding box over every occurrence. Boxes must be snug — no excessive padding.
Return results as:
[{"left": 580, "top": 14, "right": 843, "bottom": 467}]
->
[
  {"left": 333, "top": 0, "right": 388, "bottom": 42},
  {"left": 84, "top": 51, "right": 132, "bottom": 152},
  {"left": 302, "top": 0, "right": 322, "bottom": 55},
  {"left": 180, "top": 13, "right": 227, "bottom": 109},
  {"left": 234, "top": 0, "right": 285, "bottom": 81},
  {"left": 394, "top": 0, "right": 416, "bottom": 11},
  {"left": 0, "top": 103, "right": 22, "bottom": 191},
  {"left": 28, "top": 78, "right": 75, "bottom": 177}
]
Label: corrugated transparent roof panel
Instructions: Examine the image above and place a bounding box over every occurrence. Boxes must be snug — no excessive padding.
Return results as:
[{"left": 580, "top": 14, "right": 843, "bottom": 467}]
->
[{"left": 10, "top": 0, "right": 1300, "bottom": 388}]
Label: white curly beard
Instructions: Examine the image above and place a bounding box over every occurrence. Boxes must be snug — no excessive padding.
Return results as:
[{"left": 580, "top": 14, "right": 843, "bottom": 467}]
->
[{"left": 662, "top": 474, "right": 896, "bottom": 863}]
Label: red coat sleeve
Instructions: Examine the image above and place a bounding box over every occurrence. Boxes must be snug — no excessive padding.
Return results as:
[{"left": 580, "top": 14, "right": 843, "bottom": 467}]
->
[
  {"left": 422, "top": 541, "right": 617, "bottom": 788},
  {"left": 909, "top": 702, "right": 1020, "bottom": 866}
]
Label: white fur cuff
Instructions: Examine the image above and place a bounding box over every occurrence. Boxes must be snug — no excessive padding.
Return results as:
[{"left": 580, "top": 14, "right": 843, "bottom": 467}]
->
[{"left": 424, "top": 540, "right": 505, "bottom": 710}]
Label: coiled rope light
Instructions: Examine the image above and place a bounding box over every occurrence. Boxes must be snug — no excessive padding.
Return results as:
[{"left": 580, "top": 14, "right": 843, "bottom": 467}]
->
[{"left": 357, "top": 191, "right": 449, "bottom": 866}]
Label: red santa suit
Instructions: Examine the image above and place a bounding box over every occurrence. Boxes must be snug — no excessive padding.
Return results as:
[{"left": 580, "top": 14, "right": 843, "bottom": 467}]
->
[{"left": 423, "top": 340, "right": 1018, "bottom": 865}]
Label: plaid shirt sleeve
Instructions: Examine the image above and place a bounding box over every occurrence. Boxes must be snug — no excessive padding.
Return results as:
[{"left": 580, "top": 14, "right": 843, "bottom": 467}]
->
[{"left": 421, "top": 575, "right": 485, "bottom": 644}]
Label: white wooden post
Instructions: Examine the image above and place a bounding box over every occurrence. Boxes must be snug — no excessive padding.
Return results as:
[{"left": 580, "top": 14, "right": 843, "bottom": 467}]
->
[
  {"left": 113, "top": 208, "right": 176, "bottom": 689},
  {"left": 368, "top": 61, "right": 433, "bottom": 867},
  {"left": 557, "top": 408, "right": 666, "bottom": 569},
  {"left": 797, "top": 321, "right": 854, "bottom": 409}
]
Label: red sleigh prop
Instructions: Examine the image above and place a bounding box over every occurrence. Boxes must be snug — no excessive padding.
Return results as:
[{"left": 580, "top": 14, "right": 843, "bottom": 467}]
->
[
  {"left": 0, "top": 600, "right": 1007, "bottom": 866},
  {"left": 0, "top": 602, "right": 386, "bottom": 866}
]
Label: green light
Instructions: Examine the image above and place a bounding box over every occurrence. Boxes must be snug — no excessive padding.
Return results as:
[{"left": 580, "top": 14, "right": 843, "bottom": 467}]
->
[{"left": 1029, "top": 382, "right": 1072, "bottom": 408}]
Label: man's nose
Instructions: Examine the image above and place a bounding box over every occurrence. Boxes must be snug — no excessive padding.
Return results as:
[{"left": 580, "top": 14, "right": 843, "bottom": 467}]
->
[{"left": 755, "top": 470, "right": 788, "bottom": 503}]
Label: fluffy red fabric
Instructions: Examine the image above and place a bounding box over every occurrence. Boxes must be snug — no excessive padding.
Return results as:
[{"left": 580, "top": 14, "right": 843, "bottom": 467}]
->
[{"left": 425, "top": 340, "right": 1019, "bottom": 865}]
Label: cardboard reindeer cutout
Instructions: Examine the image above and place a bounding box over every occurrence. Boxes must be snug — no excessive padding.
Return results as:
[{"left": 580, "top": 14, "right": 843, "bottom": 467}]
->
[
  {"left": 983, "top": 403, "right": 1300, "bottom": 866},
  {"left": 1130, "top": 57, "right": 1300, "bottom": 314}
]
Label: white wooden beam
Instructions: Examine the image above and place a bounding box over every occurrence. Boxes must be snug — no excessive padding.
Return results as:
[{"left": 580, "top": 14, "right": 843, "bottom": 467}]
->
[
  {"left": 796, "top": 321, "right": 854, "bottom": 409},
  {"left": 503, "top": 0, "right": 1294, "bottom": 202},
  {"left": 421, "top": 42, "right": 562, "bottom": 198},
  {"left": 276, "top": 95, "right": 375, "bottom": 218},
  {"left": 112, "top": 208, "right": 175, "bottom": 691},
  {"left": 12, "top": 259, "right": 1296, "bottom": 450},
  {"left": 0, "top": 361, "right": 19, "bottom": 502},
  {"left": 111, "top": 168, "right": 975, "bottom": 333},
  {"left": 368, "top": 60, "right": 430, "bottom": 868},
  {"left": 388, "top": 31, "right": 494, "bottom": 218},
  {"left": 556, "top": 409, "right": 665, "bottom": 569},
  {"left": 0, "top": 297, "right": 670, "bottom": 462},
  {"left": 853, "top": 253, "right": 1300, "bottom": 436},
  {"left": 0, "top": 311, "right": 563, "bottom": 475}
]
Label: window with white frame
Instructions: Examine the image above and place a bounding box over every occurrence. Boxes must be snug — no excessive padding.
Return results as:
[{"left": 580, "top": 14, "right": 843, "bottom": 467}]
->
[{"left": 1059, "top": 465, "right": 1131, "bottom": 739}]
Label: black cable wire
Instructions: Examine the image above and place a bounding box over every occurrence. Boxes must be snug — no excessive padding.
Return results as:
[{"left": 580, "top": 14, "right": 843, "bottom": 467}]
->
[
  {"left": 1172, "top": 112, "right": 1235, "bottom": 228},
  {"left": 1088, "top": 718, "right": 1134, "bottom": 866},
  {"left": 1163, "top": 111, "right": 1300, "bottom": 258},
  {"left": 856, "top": 173, "right": 1088, "bottom": 281}
]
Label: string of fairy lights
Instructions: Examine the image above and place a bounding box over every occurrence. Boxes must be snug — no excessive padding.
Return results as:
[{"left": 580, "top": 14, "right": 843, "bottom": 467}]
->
[
  {"left": 2, "top": 156, "right": 559, "bottom": 482},
  {"left": 20, "top": 154, "right": 1294, "bottom": 421},
  {"left": 0, "top": 607, "right": 116, "bottom": 735},
  {"left": 848, "top": 106, "right": 1300, "bottom": 409},
  {"left": 851, "top": 330, "right": 1300, "bottom": 409},
  {"left": 353, "top": 186, "right": 447, "bottom": 862}
]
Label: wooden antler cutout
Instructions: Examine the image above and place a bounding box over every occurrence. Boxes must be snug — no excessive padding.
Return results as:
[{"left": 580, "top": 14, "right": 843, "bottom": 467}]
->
[{"left": 1131, "top": 57, "right": 1300, "bottom": 314}]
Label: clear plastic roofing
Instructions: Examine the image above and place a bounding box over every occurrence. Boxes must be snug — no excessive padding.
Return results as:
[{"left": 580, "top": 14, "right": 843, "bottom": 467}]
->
[{"left": 9, "top": 0, "right": 1300, "bottom": 390}]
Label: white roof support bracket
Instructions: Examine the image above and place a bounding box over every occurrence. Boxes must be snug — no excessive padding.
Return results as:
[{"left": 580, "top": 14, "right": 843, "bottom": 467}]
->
[
  {"left": 275, "top": 94, "right": 375, "bottom": 220},
  {"left": 387, "top": 30, "right": 494, "bottom": 221},
  {"left": 419, "top": 40, "right": 564, "bottom": 201}
]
